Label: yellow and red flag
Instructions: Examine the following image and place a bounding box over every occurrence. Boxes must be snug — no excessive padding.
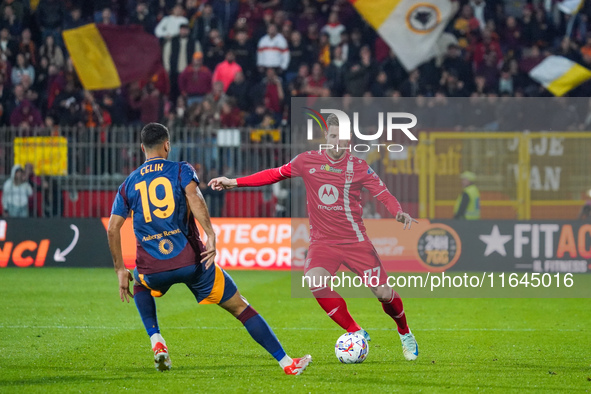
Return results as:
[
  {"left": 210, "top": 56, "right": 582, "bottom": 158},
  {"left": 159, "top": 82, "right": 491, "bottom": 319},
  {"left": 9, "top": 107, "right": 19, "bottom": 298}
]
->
[{"left": 63, "top": 24, "right": 162, "bottom": 90}]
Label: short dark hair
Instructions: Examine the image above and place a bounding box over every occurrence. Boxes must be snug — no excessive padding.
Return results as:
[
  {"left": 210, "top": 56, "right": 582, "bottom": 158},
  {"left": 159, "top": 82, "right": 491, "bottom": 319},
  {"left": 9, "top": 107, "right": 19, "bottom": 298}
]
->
[{"left": 141, "top": 123, "right": 170, "bottom": 148}]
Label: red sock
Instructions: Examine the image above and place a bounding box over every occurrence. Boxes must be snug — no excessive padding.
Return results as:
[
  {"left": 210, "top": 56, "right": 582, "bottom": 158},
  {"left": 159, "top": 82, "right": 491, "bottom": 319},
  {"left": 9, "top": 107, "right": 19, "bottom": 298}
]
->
[
  {"left": 381, "top": 290, "right": 410, "bottom": 335},
  {"left": 312, "top": 287, "right": 361, "bottom": 332}
]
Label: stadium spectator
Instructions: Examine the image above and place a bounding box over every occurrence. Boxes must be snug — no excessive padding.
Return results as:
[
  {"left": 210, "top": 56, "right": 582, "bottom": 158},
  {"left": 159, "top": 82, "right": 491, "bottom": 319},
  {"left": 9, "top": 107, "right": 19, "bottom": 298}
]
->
[
  {"left": 185, "top": 0, "right": 201, "bottom": 23},
  {"left": 0, "top": 27, "right": 16, "bottom": 62},
  {"left": 229, "top": 29, "right": 255, "bottom": 78},
  {"left": 10, "top": 98, "right": 42, "bottom": 127},
  {"left": 257, "top": 23, "right": 290, "bottom": 71},
  {"left": 191, "top": 3, "right": 222, "bottom": 44},
  {"left": 280, "top": 19, "right": 293, "bottom": 44},
  {"left": 399, "top": 69, "right": 424, "bottom": 97},
  {"left": 129, "top": 2, "right": 156, "bottom": 34},
  {"left": 442, "top": 43, "right": 473, "bottom": 88},
  {"left": 11, "top": 53, "right": 34, "bottom": 86},
  {"left": 226, "top": 70, "right": 250, "bottom": 111},
  {"left": 0, "top": 94, "right": 7, "bottom": 125},
  {"left": 245, "top": 103, "right": 266, "bottom": 127},
  {"left": 453, "top": 171, "right": 481, "bottom": 220},
  {"left": 317, "top": 32, "right": 331, "bottom": 67},
  {"left": 257, "top": 67, "right": 283, "bottom": 117},
  {"left": 321, "top": 12, "right": 346, "bottom": 47},
  {"left": 38, "top": 34, "right": 64, "bottom": 69},
  {"left": 2, "top": 164, "right": 32, "bottom": 218},
  {"left": 165, "top": 95, "right": 188, "bottom": 129},
  {"left": 154, "top": 4, "right": 188, "bottom": 39},
  {"left": 202, "top": 28, "right": 226, "bottom": 70},
  {"left": 0, "top": 0, "right": 24, "bottom": 25},
  {"left": 296, "top": 5, "right": 321, "bottom": 37},
  {"left": 344, "top": 45, "right": 376, "bottom": 96},
  {"left": 52, "top": 81, "right": 83, "bottom": 126},
  {"left": 219, "top": 97, "right": 243, "bottom": 127},
  {"left": 162, "top": 23, "right": 200, "bottom": 100},
  {"left": 97, "top": 7, "right": 115, "bottom": 25},
  {"left": 476, "top": 51, "right": 500, "bottom": 91},
  {"left": 326, "top": 45, "right": 346, "bottom": 96},
  {"left": 18, "top": 28, "right": 35, "bottom": 66},
  {"left": 370, "top": 70, "right": 389, "bottom": 97},
  {"left": 286, "top": 63, "right": 308, "bottom": 98},
  {"left": 303, "top": 62, "right": 328, "bottom": 97},
  {"left": 63, "top": 7, "right": 85, "bottom": 30},
  {"left": 286, "top": 30, "right": 312, "bottom": 83},
  {"left": 203, "top": 80, "right": 227, "bottom": 112},
  {"left": 101, "top": 91, "right": 126, "bottom": 126},
  {"left": 212, "top": 50, "right": 242, "bottom": 92},
  {"left": 578, "top": 200, "right": 591, "bottom": 220},
  {"left": 36, "top": 0, "right": 65, "bottom": 41},
  {"left": 4, "top": 83, "right": 24, "bottom": 117},
  {"left": 347, "top": 28, "right": 364, "bottom": 63},
  {"left": 198, "top": 97, "right": 217, "bottom": 127},
  {"left": 2, "top": 4, "right": 22, "bottom": 36},
  {"left": 44, "top": 63, "right": 65, "bottom": 110},
  {"left": 178, "top": 51, "right": 212, "bottom": 106},
  {"left": 81, "top": 90, "right": 111, "bottom": 129},
  {"left": 135, "top": 82, "right": 163, "bottom": 125},
  {"left": 185, "top": 100, "right": 204, "bottom": 127},
  {"left": 213, "top": 0, "right": 239, "bottom": 39},
  {"left": 440, "top": 70, "right": 468, "bottom": 97},
  {"left": 470, "top": 0, "right": 494, "bottom": 31},
  {"left": 498, "top": 67, "right": 514, "bottom": 96}
]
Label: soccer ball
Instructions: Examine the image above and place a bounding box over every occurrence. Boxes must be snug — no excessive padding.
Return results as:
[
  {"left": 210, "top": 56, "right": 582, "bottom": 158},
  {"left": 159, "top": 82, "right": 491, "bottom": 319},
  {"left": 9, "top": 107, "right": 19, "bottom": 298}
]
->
[{"left": 335, "top": 332, "right": 368, "bottom": 364}]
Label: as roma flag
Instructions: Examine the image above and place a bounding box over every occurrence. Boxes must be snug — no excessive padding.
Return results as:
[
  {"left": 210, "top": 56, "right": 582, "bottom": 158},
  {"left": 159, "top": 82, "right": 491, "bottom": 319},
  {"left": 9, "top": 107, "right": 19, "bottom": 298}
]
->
[{"left": 63, "top": 24, "right": 162, "bottom": 90}]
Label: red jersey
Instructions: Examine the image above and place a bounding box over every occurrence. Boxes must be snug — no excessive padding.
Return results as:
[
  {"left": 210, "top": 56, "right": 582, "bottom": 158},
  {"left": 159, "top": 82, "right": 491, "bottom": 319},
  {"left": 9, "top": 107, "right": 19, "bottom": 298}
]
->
[{"left": 236, "top": 150, "right": 402, "bottom": 244}]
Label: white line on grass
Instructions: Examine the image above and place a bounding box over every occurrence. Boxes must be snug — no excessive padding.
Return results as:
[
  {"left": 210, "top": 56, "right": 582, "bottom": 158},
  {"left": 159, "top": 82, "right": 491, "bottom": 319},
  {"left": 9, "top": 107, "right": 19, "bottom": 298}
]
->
[{"left": 0, "top": 325, "right": 586, "bottom": 332}]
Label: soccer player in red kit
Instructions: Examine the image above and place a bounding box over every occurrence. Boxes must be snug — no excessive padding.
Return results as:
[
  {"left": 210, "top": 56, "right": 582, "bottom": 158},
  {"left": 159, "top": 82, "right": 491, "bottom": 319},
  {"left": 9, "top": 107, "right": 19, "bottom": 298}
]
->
[{"left": 209, "top": 114, "right": 420, "bottom": 361}]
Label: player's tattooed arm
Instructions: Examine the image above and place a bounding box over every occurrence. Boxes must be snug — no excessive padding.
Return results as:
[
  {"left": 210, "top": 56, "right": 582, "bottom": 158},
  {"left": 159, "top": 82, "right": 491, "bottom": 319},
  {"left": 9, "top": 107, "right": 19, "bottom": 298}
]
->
[
  {"left": 207, "top": 176, "right": 238, "bottom": 190},
  {"left": 107, "top": 214, "right": 134, "bottom": 303},
  {"left": 185, "top": 181, "right": 217, "bottom": 269}
]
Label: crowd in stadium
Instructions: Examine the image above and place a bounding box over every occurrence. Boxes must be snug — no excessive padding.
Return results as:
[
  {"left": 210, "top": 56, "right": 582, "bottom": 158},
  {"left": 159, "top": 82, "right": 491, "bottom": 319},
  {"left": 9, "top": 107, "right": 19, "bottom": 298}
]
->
[{"left": 1, "top": 0, "right": 591, "bottom": 133}]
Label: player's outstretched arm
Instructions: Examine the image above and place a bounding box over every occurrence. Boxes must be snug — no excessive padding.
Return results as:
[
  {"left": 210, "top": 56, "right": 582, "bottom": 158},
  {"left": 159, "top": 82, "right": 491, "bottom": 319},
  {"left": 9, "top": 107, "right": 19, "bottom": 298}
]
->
[
  {"left": 107, "top": 214, "right": 133, "bottom": 302},
  {"left": 209, "top": 164, "right": 293, "bottom": 191},
  {"left": 208, "top": 176, "right": 237, "bottom": 191},
  {"left": 185, "top": 181, "right": 217, "bottom": 269}
]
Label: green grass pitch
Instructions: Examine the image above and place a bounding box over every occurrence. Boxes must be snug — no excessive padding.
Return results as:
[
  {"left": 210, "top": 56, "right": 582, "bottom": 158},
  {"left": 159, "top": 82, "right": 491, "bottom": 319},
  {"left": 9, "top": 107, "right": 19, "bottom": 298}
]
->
[{"left": 1, "top": 268, "right": 590, "bottom": 393}]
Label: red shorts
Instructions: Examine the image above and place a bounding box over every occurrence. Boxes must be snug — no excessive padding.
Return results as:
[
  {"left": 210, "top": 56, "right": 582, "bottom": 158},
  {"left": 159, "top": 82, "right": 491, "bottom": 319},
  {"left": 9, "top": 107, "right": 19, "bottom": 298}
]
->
[{"left": 305, "top": 240, "right": 388, "bottom": 287}]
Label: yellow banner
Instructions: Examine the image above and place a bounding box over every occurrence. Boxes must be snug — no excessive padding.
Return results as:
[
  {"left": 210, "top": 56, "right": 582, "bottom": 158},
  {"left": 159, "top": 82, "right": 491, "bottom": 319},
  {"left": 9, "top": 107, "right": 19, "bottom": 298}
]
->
[{"left": 14, "top": 137, "right": 68, "bottom": 176}]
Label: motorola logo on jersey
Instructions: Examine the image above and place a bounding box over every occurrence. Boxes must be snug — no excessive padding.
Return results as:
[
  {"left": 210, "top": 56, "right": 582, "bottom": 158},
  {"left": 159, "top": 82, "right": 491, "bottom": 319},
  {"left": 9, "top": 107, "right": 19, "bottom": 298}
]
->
[{"left": 318, "top": 184, "right": 339, "bottom": 205}]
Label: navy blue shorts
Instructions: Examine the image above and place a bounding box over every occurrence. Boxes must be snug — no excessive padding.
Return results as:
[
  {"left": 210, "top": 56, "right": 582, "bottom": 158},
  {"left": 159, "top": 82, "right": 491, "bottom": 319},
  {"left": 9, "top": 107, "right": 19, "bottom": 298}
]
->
[{"left": 134, "top": 264, "right": 238, "bottom": 305}]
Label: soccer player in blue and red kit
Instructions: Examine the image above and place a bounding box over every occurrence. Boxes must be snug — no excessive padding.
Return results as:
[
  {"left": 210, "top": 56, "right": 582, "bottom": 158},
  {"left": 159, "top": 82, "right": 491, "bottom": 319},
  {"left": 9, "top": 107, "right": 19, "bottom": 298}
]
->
[{"left": 107, "top": 123, "right": 311, "bottom": 374}]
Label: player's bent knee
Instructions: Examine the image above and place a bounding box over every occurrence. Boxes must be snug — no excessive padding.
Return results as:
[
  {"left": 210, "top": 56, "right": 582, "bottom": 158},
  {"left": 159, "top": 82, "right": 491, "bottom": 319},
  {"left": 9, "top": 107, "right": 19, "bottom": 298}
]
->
[
  {"left": 219, "top": 291, "right": 248, "bottom": 317},
  {"left": 372, "top": 285, "right": 393, "bottom": 302},
  {"left": 304, "top": 267, "right": 332, "bottom": 289}
]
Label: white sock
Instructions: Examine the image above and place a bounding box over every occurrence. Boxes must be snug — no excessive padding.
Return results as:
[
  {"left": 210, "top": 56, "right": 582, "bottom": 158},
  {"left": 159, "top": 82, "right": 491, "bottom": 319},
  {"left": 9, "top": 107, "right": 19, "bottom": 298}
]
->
[
  {"left": 150, "top": 333, "right": 166, "bottom": 349},
  {"left": 278, "top": 354, "right": 293, "bottom": 369}
]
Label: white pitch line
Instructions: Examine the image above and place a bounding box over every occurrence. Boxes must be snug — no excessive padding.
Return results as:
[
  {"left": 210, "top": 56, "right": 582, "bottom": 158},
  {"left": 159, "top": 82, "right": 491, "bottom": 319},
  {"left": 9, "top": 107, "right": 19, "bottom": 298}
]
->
[{"left": 0, "top": 325, "right": 586, "bottom": 332}]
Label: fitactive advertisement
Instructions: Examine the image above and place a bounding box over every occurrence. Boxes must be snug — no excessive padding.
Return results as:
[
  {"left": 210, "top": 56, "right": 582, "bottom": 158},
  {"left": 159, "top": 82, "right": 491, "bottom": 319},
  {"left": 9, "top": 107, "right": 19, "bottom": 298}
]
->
[{"left": 1, "top": 218, "right": 589, "bottom": 274}]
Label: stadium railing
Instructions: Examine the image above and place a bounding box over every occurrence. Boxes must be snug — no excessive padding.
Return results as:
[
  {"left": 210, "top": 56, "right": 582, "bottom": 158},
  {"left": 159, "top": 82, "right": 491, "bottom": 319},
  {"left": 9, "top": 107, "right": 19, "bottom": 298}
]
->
[{"left": 3, "top": 127, "right": 588, "bottom": 219}]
